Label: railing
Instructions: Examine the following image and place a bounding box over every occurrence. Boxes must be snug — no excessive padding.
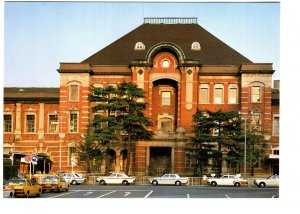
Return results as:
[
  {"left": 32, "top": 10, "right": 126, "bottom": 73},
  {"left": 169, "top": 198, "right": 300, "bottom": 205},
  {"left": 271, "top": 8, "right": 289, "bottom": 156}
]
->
[{"left": 144, "top": 17, "right": 198, "bottom": 24}]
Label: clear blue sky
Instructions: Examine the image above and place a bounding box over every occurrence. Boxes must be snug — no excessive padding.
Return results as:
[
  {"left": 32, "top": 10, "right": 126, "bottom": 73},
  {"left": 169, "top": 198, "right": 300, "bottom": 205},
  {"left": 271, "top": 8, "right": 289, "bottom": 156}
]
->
[{"left": 4, "top": 1, "right": 280, "bottom": 87}]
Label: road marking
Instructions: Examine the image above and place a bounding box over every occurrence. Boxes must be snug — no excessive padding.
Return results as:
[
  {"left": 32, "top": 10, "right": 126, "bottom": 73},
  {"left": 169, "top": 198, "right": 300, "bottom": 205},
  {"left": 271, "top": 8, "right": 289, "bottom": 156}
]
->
[
  {"left": 225, "top": 194, "right": 230, "bottom": 198},
  {"left": 187, "top": 194, "right": 190, "bottom": 199},
  {"left": 144, "top": 190, "right": 153, "bottom": 198},
  {"left": 97, "top": 191, "right": 116, "bottom": 198},
  {"left": 51, "top": 192, "right": 74, "bottom": 198},
  {"left": 83, "top": 192, "right": 93, "bottom": 196},
  {"left": 124, "top": 192, "right": 131, "bottom": 197},
  {"left": 272, "top": 194, "right": 278, "bottom": 198}
]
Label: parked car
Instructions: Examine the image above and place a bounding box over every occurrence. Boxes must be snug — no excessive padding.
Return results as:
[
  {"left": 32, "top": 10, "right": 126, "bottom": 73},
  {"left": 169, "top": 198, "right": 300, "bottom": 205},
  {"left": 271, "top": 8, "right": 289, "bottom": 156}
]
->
[
  {"left": 40, "top": 175, "right": 69, "bottom": 193},
  {"left": 207, "top": 174, "right": 248, "bottom": 187},
  {"left": 149, "top": 174, "right": 188, "bottom": 186},
  {"left": 62, "top": 173, "right": 86, "bottom": 185},
  {"left": 5, "top": 178, "right": 42, "bottom": 197},
  {"left": 254, "top": 175, "right": 279, "bottom": 187},
  {"left": 96, "top": 172, "right": 135, "bottom": 185},
  {"left": 3, "top": 186, "right": 14, "bottom": 198}
]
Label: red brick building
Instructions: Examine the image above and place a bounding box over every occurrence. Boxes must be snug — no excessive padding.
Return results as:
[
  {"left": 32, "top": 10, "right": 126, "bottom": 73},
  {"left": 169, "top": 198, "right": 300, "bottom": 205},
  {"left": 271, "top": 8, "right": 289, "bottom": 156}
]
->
[{"left": 3, "top": 18, "right": 279, "bottom": 176}]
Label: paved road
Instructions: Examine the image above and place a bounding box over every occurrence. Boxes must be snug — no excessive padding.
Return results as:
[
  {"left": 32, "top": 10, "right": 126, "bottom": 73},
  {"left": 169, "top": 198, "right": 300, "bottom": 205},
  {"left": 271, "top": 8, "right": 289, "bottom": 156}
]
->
[{"left": 37, "top": 184, "right": 279, "bottom": 199}]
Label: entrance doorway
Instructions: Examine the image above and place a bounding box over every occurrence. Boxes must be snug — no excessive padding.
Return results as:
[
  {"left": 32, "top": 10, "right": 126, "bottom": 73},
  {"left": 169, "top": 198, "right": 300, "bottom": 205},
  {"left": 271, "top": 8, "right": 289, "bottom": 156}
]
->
[{"left": 149, "top": 147, "right": 171, "bottom": 176}]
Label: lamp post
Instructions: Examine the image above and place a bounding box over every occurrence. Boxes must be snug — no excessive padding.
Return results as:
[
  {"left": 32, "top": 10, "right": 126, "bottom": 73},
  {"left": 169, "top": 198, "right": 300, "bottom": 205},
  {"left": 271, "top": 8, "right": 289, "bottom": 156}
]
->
[{"left": 239, "top": 111, "right": 253, "bottom": 179}]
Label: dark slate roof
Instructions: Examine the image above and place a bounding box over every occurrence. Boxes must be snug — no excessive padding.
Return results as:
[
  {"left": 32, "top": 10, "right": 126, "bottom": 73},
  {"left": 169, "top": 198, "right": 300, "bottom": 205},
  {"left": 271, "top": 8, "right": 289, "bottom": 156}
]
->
[
  {"left": 4, "top": 87, "right": 60, "bottom": 103},
  {"left": 82, "top": 23, "right": 252, "bottom": 65}
]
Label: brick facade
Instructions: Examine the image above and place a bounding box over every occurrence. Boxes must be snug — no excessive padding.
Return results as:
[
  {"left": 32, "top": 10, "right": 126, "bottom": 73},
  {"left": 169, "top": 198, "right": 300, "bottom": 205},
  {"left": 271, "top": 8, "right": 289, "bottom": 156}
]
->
[{"left": 3, "top": 18, "right": 279, "bottom": 177}]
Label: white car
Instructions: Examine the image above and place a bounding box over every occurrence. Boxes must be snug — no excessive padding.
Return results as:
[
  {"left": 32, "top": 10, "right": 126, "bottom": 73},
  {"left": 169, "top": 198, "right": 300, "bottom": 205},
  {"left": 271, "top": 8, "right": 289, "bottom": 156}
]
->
[
  {"left": 207, "top": 174, "right": 248, "bottom": 187},
  {"left": 254, "top": 175, "right": 279, "bottom": 187},
  {"left": 62, "top": 173, "right": 86, "bottom": 185},
  {"left": 96, "top": 173, "right": 135, "bottom": 185},
  {"left": 149, "top": 174, "right": 188, "bottom": 186},
  {"left": 3, "top": 186, "right": 14, "bottom": 198}
]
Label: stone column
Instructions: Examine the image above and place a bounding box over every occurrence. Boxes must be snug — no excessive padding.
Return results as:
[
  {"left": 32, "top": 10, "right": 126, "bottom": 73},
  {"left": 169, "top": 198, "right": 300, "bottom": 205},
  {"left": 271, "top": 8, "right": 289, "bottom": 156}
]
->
[
  {"left": 14, "top": 103, "right": 22, "bottom": 139},
  {"left": 115, "top": 148, "right": 121, "bottom": 172},
  {"left": 146, "top": 147, "right": 150, "bottom": 174},
  {"left": 38, "top": 103, "right": 45, "bottom": 142},
  {"left": 171, "top": 147, "right": 175, "bottom": 173}
]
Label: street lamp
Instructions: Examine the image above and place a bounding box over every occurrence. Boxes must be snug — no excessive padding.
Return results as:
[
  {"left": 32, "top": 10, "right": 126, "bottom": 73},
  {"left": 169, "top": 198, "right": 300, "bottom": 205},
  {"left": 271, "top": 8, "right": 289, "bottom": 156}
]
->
[{"left": 238, "top": 110, "right": 253, "bottom": 179}]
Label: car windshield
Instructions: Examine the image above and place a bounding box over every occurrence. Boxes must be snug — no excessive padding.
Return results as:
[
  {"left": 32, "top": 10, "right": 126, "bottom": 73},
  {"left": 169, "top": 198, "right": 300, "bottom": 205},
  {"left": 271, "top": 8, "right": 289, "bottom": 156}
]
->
[
  {"left": 43, "top": 176, "right": 58, "bottom": 182},
  {"left": 6, "top": 179, "right": 25, "bottom": 186}
]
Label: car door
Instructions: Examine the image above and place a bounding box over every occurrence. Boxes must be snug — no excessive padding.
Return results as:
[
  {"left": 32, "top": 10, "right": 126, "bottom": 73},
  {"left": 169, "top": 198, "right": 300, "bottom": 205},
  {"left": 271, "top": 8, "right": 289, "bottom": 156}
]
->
[
  {"left": 218, "top": 176, "right": 228, "bottom": 185},
  {"left": 161, "top": 174, "right": 169, "bottom": 185},
  {"left": 168, "top": 174, "right": 177, "bottom": 185}
]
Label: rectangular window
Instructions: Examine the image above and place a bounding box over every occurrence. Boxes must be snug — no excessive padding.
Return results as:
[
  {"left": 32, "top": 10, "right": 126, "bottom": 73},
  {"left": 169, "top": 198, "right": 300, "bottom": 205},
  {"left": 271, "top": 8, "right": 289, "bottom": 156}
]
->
[
  {"left": 273, "top": 116, "right": 279, "bottom": 136},
  {"left": 214, "top": 88, "right": 223, "bottom": 104},
  {"left": 26, "top": 115, "right": 35, "bottom": 133},
  {"left": 252, "top": 86, "right": 261, "bottom": 103},
  {"left": 161, "top": 91, "right": 171, "bottom": 106},
  {"left": 251, "top": 115, "right": 261, "bottom": 131},
  {"left": 49, "top": 114, "right": 58, "bottom": 133},
  {"left": 160, "top": 118, "right": 172, "bottom": 132},
  {"left": 229, "top": 88, "right": 238, "bottom": 104},
  {"left": 70, "top": 112, "right": 78, "bottom": 133},
  {"left": 70, "top": 85, "right": 79, "bottom": 101},
  {"left": 4, "top": 115, "right": 12, "bottom": 133},
  {"left": 199, "top": 84, "right": 209, "bottom": 104}
]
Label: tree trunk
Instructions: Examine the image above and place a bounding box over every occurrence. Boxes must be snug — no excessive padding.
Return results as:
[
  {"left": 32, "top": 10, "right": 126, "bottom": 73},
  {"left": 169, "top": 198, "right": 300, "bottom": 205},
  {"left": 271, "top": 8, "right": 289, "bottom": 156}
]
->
[
  {"left": 125, "top": 135, "right": 132, "bottom": 175},
  {"left": 105, "top": 147, "right": 110, "bottom": 175}
]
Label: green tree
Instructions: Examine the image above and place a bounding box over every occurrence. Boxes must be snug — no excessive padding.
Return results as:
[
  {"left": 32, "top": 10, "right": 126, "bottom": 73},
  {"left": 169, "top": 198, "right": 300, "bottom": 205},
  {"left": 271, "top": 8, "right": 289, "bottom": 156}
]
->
[
  {"left": 76, "top": 134, "right": 103, "bottom": 173},
  {"left": 88, "top": 82, "right": 152, "bottom": 175},
  {"left": 88, "top": 85, "right": 122, "bottom": 174},
  {"left": 191, "top": 109, "right": 244, "bottom": 176},
  {"left": 116, "top": 82, "right": 152, "bottom": 175}
]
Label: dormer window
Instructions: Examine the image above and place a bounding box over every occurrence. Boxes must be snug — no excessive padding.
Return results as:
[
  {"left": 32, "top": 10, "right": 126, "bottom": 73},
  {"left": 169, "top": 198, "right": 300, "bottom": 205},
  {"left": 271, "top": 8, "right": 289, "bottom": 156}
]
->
[
  {"left": 191, "top": 42, "right": 201, "bottom": 51},
  {"left": 134, "top": 42, "right": 145, "bottom": 50}
]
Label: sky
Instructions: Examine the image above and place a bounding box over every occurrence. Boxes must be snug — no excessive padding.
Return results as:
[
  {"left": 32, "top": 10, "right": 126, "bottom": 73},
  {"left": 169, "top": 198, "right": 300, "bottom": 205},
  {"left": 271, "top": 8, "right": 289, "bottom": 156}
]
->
[{"left": 3, "top": 1, "right": 280, "bottom": 87}]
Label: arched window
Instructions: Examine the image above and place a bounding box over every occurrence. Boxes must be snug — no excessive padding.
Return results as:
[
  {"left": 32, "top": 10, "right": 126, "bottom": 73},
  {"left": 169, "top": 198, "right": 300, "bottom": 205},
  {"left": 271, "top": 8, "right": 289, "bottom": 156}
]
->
[
  {"left": 191, "top": 42, "right": 201, "bottom": 51},
  {"left": 134, "top": 42, "right": 145, "bottom": 50}
]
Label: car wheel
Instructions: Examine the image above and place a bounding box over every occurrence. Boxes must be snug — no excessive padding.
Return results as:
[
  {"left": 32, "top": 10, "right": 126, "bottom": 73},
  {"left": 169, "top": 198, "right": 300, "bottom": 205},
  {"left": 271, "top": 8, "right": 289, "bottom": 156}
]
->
[
  {"left": 71, "top": 180, "right": 78, "bottom": 185},
  {"left": 25, "top": 191, "right": 30, "bottom": 198},
  {"left": 175, "top": 181, "right": 181, "bottom": 186},
  {"left": 9, "top": 192, "right": 13, "bottom": 198},
  {"left": 122, "top": 180, "right": 129, "bottom": 185},
  {"left": 152, "top": 180, "right": 158, "bottom": 186},
  {"left": 36, "top": 189, "right": 41, "bottom": 197},
  {"left": 211, "top": 181, "right": 217, "bottom": 187},
  {"left": 234, "top": 182, "right": 241, "bottom": 187},
  {"left": 259, "top": 182, "right": 266, "bottom": 188},
  {"left": 100, "top": 180, "right": 106, "bottom": 185},
  {"left": 57, "top": 187, "right": 61, "bottom": 193},
  {"left": 66, "top": 188, "right": 69, "bottom": 192}
]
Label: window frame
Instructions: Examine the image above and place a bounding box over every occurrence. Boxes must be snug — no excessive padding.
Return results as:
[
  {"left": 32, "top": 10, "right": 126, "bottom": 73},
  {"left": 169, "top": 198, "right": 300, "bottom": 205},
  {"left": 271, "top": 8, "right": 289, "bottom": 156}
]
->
[
  {"left": 161, "top": 91, "right": 171, "bottom": 106},
  {"left": 69, "top": 84, "right": 79, "bottom": 102},
  {"left": 251, "top": 85, "right": 261, "bottom": 103},
  {"left": 4, "top": 114, "right": 13, "bottom": 133},
  {"left": 199, "top": 83, "right": 209, "bottom": 104},
  {"left": 214, "top": 84, "right": 224, "bottom": 104},
  {"left": 69, "top": 111, "right": 78, "bottom": 133},
  {"left": 25, "top": 113, "right": 36, "bottom": 133},
  {"left": 48, "top": 114, "right": 58, "bottom": 133},
  {"left": 272, "top": 114, "right": 279, "bottom": 136},
  {"left": 228, "top": 84, "right": 238, "bottom": 104}
]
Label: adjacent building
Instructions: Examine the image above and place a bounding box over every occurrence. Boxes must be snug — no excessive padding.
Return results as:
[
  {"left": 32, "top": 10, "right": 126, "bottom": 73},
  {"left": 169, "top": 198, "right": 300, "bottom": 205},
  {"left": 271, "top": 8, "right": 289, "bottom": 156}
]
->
[{"left": 3, "top": 18, "right": 279, "bottom": 177}]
